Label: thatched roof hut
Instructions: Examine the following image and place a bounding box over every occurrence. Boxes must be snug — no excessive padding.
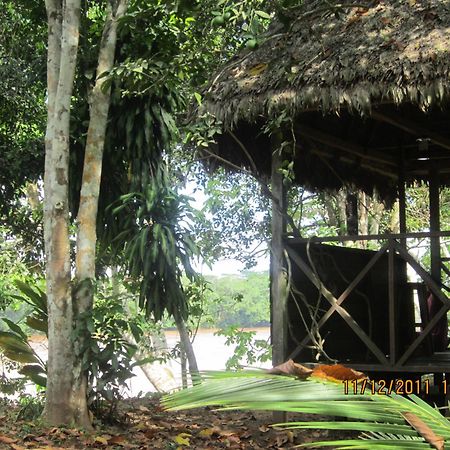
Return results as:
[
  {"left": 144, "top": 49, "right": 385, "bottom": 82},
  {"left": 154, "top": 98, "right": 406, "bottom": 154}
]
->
[{"left": 202, "top": 0, "right": 450, "bottom": 200}]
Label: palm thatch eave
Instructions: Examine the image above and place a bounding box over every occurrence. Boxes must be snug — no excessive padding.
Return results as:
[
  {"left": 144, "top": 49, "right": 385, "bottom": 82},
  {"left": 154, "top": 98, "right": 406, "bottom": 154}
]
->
[
  {"left": 203, "top": 0, "right": 450, "bottom": 127},
  {"left": 196, "top": 0, "right": 450, "bottom": 199}
]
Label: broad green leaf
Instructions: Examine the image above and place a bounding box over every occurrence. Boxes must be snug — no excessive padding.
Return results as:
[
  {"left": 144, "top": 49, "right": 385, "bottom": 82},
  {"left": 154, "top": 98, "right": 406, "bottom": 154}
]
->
[
  {"left": 2, "top": 318, "right": 27, "bottom": 339},
  {"left": 194, "top": 92, "right": 202, "bottom": 106},
  {"left": 26, "top": 316, "right": 48, "bottom": 334},
  {"left": 163, "top": 370, "right": 450, "bottom": 448},
  {"left": 255, "top": 10, "right": 271, "bottom": 19}
]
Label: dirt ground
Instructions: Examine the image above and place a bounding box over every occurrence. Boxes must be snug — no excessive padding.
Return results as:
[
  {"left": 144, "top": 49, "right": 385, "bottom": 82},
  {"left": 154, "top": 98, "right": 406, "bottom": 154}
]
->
[{"left": 0, "top": 397, "right": 355, "bottom": 449}]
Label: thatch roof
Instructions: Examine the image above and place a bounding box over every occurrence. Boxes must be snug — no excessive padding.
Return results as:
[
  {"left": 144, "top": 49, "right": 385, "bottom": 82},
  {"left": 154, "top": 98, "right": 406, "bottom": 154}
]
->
[{"left": 201, "top": 0, "right": 450, "bottom": 199}]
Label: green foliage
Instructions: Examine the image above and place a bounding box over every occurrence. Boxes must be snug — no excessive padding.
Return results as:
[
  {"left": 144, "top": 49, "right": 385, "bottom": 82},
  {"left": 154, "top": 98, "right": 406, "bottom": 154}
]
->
[
  {"left": 0, "top": 282, "right": 47, "bottom": 387},
  {"left": 0, "top": 325, "right": 46, "bottom": 387},
  {"left": 189, "top": 168, "right": 271, "bottom": 269},
  {"left": 87, "top": 290, "right": 141, "bottom": 416},
  {"left": 110, "top": 166, "right": 200, "bottom": 321},
  {"left": 163, "top": 370, "right": 450, "bottom": 449},
  {"left": 0, "top": 358, "right": 27, "bottom": 397},
  {"left": 215, "top": 326, "right": 271, "bottom": 369},
  {"left": 0, "top": 2, "right": 46, "bottom": 216},
  {"left": 0, "top": 280, "right": 150, "bottom": 413},
  {"left": 200, "top": 272, "right": 269, "bottom": 328},
  {"left": 0, "top": 231, "right": 33, "bottom": 311},
  {"left": 12, "top": 280, "right": 47, "bottom": 335},
  {"left": 16, "top": 393, "right": 45, "bottom": 421}
]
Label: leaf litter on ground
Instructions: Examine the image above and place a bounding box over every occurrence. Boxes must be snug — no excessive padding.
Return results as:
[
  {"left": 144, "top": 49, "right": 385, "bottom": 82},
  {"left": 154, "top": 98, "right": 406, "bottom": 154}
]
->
[{"left": 0, "top": 397, "right": 354, "bottom": 449}]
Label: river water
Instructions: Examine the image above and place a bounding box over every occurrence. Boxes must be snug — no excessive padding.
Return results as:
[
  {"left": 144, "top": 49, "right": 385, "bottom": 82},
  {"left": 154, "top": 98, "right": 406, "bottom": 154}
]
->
[
  {"left": 22, "top": 327, "right": 271, "bottom": 397},
  {"left": 128, "top": 327, "right": 271, "bottom": 396}
]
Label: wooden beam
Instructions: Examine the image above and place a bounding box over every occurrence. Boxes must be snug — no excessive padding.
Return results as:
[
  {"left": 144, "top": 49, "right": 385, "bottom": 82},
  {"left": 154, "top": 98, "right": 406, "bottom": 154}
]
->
[
  {"left": 270, "top": 137, "right": 288, "bottom": 367},
  {"left": 306, "top": 145, "right": 398, "bottom": 179},
  {"left": 287, "top": 248, "right": 390, "bottom": 365},
  {"left": 285, "top": 230, "right": 450, "bottom": 244},
  {"left": 398, "top": 159, "right": 407, "bottom": 249},
  {"left": 287, "top": 242, "right": 389, "bottom": 360},
  {"left": 430, "top": 164, "right": 441, "bottom": 285},
  {"left": 394, "top": 242, "right": 450, "bottom": 308},
  {"left": 396, "top": 305, "right": 449, "bottom": 367},
  {"left": 371, "top": 111, "right": 450, "bottom": 151},
  {"left": 388, "top": 239, "right": 396, "bottom": 364},
  {"left": 295, "top": 124, "right": 397, "bottom": 167}
]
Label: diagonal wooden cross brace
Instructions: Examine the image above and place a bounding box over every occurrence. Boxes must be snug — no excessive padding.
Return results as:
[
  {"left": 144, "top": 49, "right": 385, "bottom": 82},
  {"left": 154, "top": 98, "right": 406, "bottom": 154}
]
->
[{"left": 286, "top": 244, "right": 390, "bottom": 365}]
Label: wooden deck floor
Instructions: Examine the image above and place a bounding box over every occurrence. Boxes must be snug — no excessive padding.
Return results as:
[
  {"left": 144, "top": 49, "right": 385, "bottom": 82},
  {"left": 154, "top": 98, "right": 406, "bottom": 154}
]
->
[{"left": 345, "top": 352, "right": 450, "bottom": 373}]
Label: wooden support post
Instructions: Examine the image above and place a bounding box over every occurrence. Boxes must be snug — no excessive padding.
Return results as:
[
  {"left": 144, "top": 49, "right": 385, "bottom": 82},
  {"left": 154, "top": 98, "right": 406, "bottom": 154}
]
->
[
  {"left": 430, "top": 164, "right": 441, "bottom": 285},
  {"left": 398, "top": 156, "right": 407, "bottom": 249},
  {"left": 388, "top": 238, "right": 396, "bottom": 364},
  {"left": 270, "top": 138, "right": 288, "bottom": 368},
  {"left": 270, "top": 136, "right": 288, "bottom": 424}
]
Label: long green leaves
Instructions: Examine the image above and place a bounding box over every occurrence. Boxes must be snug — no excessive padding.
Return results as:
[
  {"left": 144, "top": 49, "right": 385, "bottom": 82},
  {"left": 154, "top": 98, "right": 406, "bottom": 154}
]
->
[
  {"left": 163, "top": 370, "right": 450, "bottom": 449},
  {"left": 111, "top": 164, "right": 199, "bottom": 321},
  {"left": 0, "top": 281, "right": 48, "bottom": 386}
]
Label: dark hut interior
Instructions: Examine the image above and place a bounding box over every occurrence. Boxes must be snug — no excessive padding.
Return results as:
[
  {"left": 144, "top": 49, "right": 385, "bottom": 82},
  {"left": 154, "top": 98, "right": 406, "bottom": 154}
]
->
[{"left": 200, "top": 0, "right": 450, "bottom": 386}]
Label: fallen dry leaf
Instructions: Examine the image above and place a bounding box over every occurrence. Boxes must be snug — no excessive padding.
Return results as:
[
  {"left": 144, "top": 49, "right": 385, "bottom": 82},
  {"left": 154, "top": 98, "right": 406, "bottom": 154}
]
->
[
  {"left": 94, "top": 435, "right": 111, "bottom": 445},
  {"left": 267, "top": 359, "right": 313, "bottom": 379},
  {"left": 0, "top": 435, "right": 17, "bottom": 444},
  {"left": 212, "top": 427, "right": 237, "bottom": 437},
  {"left": 108, "top": 435, "right": 126, "bottom": 445},
  {"left": 174, "top": 432, "right": 191, "bottom": 446},
  {"left": 198, "top": 428, "right": 214, "bottom": 438},
  {"left": 10, "top": 444, "right": 27, "bottom": 450},
  {"left": 402, "top": 412, "right": 444, "bottom": 450},
  {"left": 32, "top": 447, "right": 67, "bottom": 450},
  {"left": 312, "top": 364, "right": 367, "bottom": 382}
]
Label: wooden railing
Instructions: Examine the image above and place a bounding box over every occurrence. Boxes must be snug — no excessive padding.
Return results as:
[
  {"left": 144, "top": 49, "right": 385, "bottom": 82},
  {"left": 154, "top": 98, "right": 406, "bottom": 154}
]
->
[{"left": 285, "top": 231, "right": 450, "bottom": 369}]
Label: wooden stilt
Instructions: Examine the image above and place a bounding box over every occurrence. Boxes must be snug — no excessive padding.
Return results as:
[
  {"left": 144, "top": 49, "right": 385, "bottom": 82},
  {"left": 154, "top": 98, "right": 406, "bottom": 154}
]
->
[
  {"left": 270, "top": 137, "right": 288, "bottom": 367},
  {"left": 270, "top": 135, "right": 288, "bottom": 423},
  {"left": 398, "top": 155, "right": 407, "bottom": 249},
  {"left": 429, "top": 164, "right": 441, "bottom": 285}
]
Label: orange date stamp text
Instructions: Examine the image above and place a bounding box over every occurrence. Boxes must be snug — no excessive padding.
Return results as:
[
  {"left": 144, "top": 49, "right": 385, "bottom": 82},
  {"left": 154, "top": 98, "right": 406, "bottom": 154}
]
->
[{"left": 343, "top": 379, "right": 430, "bottom": 395}]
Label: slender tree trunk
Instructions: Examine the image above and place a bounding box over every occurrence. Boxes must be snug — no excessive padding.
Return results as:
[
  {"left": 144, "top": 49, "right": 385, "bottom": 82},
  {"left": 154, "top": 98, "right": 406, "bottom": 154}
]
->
[
  {"left": 124, "top": 333, "right": 179, "bottom": 392},
  {"left": 390, "top": 200, "right": 400, "bottom": 233},
  {"left": 345, "top": 191, "right": 358, "bottom": 235},
  {"left": 369, "top": 193, "right": 384, "bottom": 235},
  {"left": 322, "top": 194, "right": 339, "bottom": 231},
  {"left": 180, "top": 349, "right": 188, "bottom": 389},
  {"left": 73, "top": 0, "right": 128, "bottom": 426},
  {"left": 44, "top": 0, "right": 81, "bottom": 426},
  {"left": 174, "top": 312, "right": 200, "bottom": 385},
  {"left": 358, "top": 192, "right": 368, "bottom": 248},
  {"left": 114, "top": 268, "right": 178, "bottom": 392},
  {"left": 337, "top": 190, "right": 347, "bottom": 236}
]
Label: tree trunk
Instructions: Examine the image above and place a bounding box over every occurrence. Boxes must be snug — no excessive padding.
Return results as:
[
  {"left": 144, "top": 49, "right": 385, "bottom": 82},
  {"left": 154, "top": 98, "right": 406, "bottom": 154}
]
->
[
  {"left": 345, "top": 191, "right": 358, "bottom": 235},
  {"left": 358, "top": 192, "right": 368, "bottom": 248},
  {"left": 180, "top": 349, "right": 188, "bottom": 389},
  {"left": 390, "top": 200, "right": 400, "bottom": 233},
  {"left": 73, "top": 0, "right": 128, "bottom": 427},
  {"left": 44, "top": 0, "right": 128, "bottom": 427},
  {"left": 124, "top": 333, "right": 179, "bottom": 393},
  {"left": 369, "top": 193, "right": 384, "bottom": 235},
  {"left": 44, "top": 0, "right": 81, "bottom": 426},
  {"left": 174, "top": 312, "right": 200, "bottom": 385}
]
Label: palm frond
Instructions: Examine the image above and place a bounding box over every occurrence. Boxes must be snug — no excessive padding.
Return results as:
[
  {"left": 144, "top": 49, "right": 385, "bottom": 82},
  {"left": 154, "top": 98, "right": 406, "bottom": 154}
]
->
[{"left": 162, "top": 369, "right": 450, "bottom": 449}]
